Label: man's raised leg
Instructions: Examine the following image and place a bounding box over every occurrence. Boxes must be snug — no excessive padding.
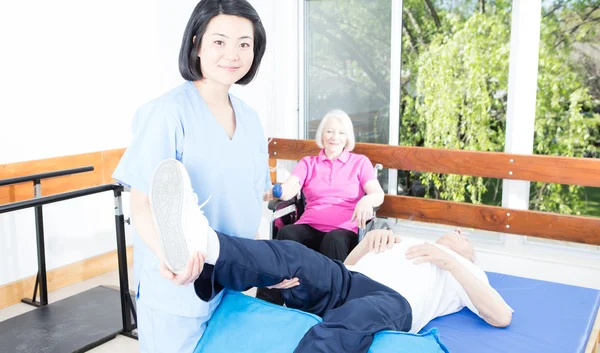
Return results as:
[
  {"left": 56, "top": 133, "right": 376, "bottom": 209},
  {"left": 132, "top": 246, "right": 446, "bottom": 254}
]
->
[
  {"left": 194, "top": 233, "right": 412, "bottom": 353},
  {"left": 194, "top": 232, "right": 350, "bottom": 317},
  {"left": 149, "top": 159, "right": 349, "bottom": 316}
]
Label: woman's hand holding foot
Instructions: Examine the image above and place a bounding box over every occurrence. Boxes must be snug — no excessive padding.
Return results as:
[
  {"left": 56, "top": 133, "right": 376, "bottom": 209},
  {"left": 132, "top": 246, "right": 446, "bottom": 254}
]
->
[{"left": 159, "top": 252, "right": 206, "bottom": 286}]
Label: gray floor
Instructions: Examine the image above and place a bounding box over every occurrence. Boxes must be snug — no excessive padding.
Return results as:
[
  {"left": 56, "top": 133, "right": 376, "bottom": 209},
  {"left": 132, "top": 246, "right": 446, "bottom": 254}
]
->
[
  {"left": 0, "top": 266, "right": 259, "bottom": 353},
  {"left": 0, "top": 268, "right": 139, "bottom": 353}
]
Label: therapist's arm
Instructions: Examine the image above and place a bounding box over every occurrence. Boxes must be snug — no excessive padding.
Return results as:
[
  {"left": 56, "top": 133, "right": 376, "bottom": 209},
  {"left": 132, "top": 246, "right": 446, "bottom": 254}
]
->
[
  {"left": 130, "top": 188, "right": 203, "bottom": 286},
  {"left": 130, "top": 188, "right": 162, "bottom": 255}
]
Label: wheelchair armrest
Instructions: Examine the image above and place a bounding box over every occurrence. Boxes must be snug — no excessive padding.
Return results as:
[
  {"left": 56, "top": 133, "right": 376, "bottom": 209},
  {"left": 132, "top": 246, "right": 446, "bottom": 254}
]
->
[{"left": 268, "top": 197, "right": 298, "bottom": 212}]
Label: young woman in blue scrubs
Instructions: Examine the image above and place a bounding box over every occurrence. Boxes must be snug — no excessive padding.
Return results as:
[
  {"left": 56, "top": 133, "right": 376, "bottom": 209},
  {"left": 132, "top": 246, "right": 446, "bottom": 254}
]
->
[{"left": 112, "top": 1, "right": 292, "bottom": 351}]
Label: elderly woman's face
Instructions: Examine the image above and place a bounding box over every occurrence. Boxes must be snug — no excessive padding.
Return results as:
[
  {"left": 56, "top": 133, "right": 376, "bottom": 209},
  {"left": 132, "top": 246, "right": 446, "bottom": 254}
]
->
[{"left": 322, "top": 118, "right": 348, "bottom": 155}]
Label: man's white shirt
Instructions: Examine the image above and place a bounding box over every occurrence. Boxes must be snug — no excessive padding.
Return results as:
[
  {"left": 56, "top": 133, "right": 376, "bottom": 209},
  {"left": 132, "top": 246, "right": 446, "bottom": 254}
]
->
[{"left": 346, "top": 238, "right": 508, "bottom": 333}]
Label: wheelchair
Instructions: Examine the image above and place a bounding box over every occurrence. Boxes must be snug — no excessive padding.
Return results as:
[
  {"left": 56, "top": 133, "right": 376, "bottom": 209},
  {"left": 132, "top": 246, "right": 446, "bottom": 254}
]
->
[
  {"left": 267, "top": 164, "right": 384, "bottom": 242},
  {"left": 258, "top": 163, "right": 386, "bottom": 305}
]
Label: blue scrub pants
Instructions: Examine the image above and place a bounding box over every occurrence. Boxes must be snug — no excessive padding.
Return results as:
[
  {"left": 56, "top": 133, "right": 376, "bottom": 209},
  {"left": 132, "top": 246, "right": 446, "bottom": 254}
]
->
[
  {"left": 137, "top": 296, "right": 209, "bottom": 353},
  {"left": 194, "top": 232, "right": 413, "bottom": 353}
]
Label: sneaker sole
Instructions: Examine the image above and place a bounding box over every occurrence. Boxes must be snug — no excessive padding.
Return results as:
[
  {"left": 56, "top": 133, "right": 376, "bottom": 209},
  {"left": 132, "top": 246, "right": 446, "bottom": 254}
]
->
[{"left": 150, "top": 160, "right": 189, "bottom": 274}]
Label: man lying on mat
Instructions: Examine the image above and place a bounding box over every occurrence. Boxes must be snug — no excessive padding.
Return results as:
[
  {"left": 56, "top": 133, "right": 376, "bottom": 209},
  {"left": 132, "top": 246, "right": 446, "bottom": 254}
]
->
[{"left": 149, "top": 159, "right": 513, "bottom": 353}]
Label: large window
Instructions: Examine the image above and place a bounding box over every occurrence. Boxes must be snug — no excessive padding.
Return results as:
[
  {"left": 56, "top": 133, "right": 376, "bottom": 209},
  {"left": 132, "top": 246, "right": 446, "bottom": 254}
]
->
[
  {"left": 532, "top": 0, "right": 599, "bottom": 217},
  {"left": 398, "top": 1, "right": 511, "bottom": 208},
  {"left": 303, "top": 0, "right": 392, "bottom": 144},
  {"left": 303, "top": 0, "right": 393, "bottom": 191},
  {"left": 526, "top": 0, "right": 600, "bottom": 251}
]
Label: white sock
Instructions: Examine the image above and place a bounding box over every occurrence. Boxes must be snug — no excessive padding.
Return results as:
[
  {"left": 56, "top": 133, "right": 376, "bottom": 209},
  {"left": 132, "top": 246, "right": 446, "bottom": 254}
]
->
[{"left": 204, "top": 227, "right": 220, "bottom": 265}]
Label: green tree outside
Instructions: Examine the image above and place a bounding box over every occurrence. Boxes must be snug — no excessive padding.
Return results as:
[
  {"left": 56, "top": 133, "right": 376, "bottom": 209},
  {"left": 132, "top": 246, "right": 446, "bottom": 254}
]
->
[{"left": 400, "top": 0, "right": 599, "bottom": 215}]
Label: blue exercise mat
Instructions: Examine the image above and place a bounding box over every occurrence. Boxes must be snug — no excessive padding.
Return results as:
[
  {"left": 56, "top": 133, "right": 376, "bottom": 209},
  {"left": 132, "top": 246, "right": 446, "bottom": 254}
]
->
[
  {"left": 422, "top": 272, "right": 600, "bottom": 353},
  {"left": 194, "top": 272, "right": 600, "bottom": 353}
]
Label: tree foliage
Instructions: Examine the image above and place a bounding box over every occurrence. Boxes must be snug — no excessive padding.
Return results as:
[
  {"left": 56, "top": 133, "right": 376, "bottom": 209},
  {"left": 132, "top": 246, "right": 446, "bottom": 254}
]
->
[{"left": 398, "top": 0, "right": 599, "bottom": 214}]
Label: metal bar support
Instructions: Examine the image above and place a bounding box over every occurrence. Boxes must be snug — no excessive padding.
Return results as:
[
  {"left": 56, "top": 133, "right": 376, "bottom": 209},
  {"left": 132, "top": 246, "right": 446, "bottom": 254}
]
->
[
  {"left": 21, "top": 180, "right": 48, "bottom": 307},
  {"left": 113, "top": 187, "right": 137, "bottom": 338}
]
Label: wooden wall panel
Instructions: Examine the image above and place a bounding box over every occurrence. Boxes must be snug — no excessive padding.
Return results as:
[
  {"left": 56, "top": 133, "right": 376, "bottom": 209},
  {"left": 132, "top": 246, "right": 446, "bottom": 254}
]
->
[
  {"left": 101, "top": 149, "right": 126, "bottom": 184},
  {"left": 0, "top": 148, "right": 125, "bottom": 206}
]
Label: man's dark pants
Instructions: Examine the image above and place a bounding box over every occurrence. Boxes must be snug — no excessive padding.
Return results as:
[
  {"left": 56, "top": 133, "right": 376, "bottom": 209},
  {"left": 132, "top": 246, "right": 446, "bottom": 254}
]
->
[{"left": 195, "top": 232, "right": 412, "bottom": 353}]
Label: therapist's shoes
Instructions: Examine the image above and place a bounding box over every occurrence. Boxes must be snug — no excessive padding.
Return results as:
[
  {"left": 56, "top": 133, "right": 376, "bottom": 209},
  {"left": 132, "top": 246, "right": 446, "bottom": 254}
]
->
[{"left": 149, "top": 159, "right": 210, "bottom": 274}]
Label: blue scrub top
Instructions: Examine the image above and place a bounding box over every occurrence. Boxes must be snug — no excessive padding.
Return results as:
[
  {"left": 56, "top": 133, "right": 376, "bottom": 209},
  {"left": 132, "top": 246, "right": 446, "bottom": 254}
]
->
[{"left": 113, "top": 81, "right": 271, "bottom": 318}]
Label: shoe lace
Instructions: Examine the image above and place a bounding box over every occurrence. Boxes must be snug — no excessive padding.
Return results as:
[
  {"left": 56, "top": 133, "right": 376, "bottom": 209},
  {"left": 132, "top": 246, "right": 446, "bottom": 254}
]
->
[{"left": 191, "top": 192, "right": 212, "bottom": 215}]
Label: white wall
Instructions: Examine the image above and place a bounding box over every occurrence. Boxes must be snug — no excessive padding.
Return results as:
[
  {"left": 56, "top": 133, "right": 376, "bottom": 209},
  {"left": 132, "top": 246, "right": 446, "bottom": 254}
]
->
[
  {"left": 0, "top": 0, "right": 163, "bottom": 286},
  {"left": 0, "top": 0, "right": 298, "bottom": 287}
]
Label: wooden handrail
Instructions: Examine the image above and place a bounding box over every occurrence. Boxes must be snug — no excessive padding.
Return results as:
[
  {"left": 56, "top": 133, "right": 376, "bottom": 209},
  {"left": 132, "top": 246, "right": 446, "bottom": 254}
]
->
[
  {"left": 378, "top": 195, "right": 600, "bottom": 245},
  {"left": 268, "top": 138, "right": 600, "bottom": 187}
]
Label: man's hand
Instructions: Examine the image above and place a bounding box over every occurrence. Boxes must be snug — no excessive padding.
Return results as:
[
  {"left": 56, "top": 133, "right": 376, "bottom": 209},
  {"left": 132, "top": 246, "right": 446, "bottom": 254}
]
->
[
  {"left": 364, "top": 229, "right": 401, "bottom": 253},
  {"left": 351, "top": 198, "right": 374, "bottom": 229},
  {"left": 159, "top": 251, "right": 205, "bottom": 286},
  {"left": 405, "top": 243, "right": 458, "bottom": 271}
]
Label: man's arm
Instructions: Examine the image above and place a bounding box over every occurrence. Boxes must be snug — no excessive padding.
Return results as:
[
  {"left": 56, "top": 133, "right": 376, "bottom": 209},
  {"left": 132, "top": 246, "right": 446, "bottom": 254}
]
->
[
  {"left": 406, "top": 244, "right": 512, "bottom": 328},
  {"left": 449, "top": 261, "right": 513, "bottom": 327}
]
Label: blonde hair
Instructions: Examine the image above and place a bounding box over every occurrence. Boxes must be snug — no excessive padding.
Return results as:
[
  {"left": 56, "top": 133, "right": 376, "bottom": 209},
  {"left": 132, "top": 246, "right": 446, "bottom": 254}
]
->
[{"left": 314, "top": 109, "right": 356, "bottom": 151}]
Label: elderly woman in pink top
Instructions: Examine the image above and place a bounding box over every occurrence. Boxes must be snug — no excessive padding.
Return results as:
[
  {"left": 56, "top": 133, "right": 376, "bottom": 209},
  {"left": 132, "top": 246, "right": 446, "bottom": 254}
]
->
[{"left": 270, "top": 109, "right": 385, "bottom": 261}]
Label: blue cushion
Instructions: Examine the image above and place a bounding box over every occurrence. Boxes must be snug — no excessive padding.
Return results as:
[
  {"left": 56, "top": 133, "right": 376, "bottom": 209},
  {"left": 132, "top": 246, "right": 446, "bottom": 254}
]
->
[
  {"left": 369, "top": 329, "right": 449, "bottom": 353},
  {"left": 195, "top": 291, "right": 448, "bottom": 353}
]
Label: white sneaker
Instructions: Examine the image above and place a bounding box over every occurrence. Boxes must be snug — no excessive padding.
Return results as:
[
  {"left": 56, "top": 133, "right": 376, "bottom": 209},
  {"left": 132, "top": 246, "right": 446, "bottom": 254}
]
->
[{"left": 149, "top": 159, "right": 210, "bottom": 274}]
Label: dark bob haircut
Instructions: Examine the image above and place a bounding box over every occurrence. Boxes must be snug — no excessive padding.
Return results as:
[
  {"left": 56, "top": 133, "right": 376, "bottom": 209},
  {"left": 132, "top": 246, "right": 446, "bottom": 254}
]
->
[{"left": 178, "top": 0, "right": 266, "bottom": 85}]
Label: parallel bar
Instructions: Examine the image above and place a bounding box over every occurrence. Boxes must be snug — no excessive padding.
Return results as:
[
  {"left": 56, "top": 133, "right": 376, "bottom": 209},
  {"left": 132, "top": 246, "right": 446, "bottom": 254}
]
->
[
  {"left": 33, "top": 180, "right": 48, "bottom": 306},
  {"left": 378, "top": 195, "right": 600, "bottom": 246},
  {"left": 0, "top": 183, "right": 136, "bottom": 340},
  {"left": 0, "top": 184, "right": 117, "bottom": 215},
  {"left": 268, "top": 138, "right": 600, "bottom": 187},
  {"left": 113, "top": 187, "right": 137, "bottom": 337},
  {"left": 32, "top": 275, "right": 39, "bottom": 302},
  {"left": 0, "top": 166, "right": 94, "bottom": 187}
]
